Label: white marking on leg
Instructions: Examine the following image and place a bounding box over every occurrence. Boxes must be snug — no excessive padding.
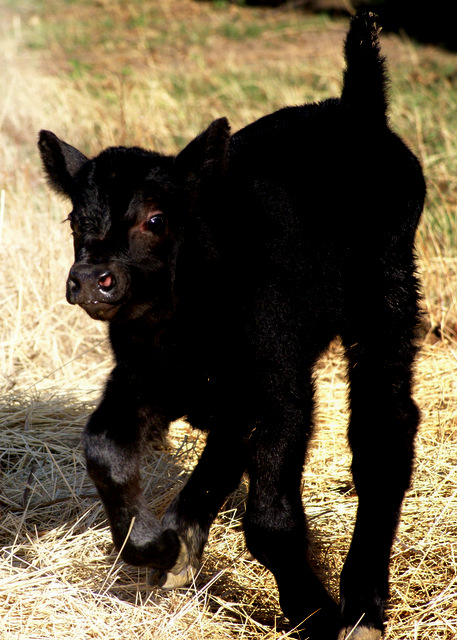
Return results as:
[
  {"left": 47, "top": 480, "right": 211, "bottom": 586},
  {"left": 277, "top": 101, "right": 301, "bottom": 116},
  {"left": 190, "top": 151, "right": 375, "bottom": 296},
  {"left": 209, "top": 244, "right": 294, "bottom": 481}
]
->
[
  {"left": 338, "top": 627, "right": 382, "bottom": 640},
  {"left": 149, "top": 537, "right": 199, "bottom": 590}
]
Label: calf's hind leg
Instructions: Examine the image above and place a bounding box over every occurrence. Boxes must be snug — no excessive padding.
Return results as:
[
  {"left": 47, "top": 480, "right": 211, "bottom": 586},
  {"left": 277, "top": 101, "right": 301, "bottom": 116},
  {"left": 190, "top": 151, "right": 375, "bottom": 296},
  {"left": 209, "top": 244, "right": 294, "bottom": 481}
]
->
[{"left": 339, "top": 266, "right": 420, "bottom": 639}]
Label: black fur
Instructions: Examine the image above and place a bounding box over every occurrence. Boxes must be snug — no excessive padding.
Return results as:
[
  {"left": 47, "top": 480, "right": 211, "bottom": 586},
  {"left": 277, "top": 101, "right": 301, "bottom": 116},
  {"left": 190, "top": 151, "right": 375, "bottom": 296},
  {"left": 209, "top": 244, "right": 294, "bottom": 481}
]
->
[{"left": 38, "top": 13, "right": 425, "bottom": 639}]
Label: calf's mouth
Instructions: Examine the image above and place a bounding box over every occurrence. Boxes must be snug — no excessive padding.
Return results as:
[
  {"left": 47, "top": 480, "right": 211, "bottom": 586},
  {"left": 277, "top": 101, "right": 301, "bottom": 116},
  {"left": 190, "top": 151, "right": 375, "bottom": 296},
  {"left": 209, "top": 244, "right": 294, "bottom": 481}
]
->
[{"left": 78, "top": 300, "right": 122, "bottom": 321}]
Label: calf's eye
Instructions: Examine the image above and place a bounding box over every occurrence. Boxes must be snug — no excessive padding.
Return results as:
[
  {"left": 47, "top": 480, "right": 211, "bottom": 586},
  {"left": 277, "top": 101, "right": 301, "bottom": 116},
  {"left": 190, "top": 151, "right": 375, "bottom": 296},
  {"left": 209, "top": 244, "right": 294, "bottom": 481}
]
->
[{"left": 146, "top": 214, "right": 165, "bottom": 234}]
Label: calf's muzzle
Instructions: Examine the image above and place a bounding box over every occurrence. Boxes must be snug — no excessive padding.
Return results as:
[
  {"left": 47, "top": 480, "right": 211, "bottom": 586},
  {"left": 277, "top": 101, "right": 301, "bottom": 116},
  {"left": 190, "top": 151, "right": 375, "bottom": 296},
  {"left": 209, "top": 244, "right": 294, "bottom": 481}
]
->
[
  {"left": 67, "top": 262, "right": 118, "bottom": 302},
  {"left": 67, "top": 262, "right": 124, "bottom": 321}
]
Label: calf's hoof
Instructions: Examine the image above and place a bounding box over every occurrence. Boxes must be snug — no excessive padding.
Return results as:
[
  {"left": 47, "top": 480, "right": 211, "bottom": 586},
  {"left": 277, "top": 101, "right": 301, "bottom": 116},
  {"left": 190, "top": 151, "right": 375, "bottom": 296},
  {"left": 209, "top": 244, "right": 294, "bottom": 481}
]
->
[
  {"left": 120, "top": 527, "right": 181, "bottom": 569},
  {"left": 338, "top": 626, "right": 382, "bottom": 640},
  {"left": 149, "top": 537, "right": 199, "bottom": 589}
]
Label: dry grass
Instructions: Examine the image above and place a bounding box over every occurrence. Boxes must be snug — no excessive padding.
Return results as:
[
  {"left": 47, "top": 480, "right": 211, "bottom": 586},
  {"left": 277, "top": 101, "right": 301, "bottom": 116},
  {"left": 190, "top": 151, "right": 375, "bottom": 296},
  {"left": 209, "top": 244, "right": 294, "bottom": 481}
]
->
[{"left": 1, "top": 1, "right": 457, "bottom": 638}]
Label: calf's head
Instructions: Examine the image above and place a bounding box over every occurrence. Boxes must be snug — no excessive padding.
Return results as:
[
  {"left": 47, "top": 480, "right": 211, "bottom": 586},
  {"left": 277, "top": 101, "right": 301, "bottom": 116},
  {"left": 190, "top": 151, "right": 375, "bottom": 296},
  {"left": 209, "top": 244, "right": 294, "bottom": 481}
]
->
[{"left": 38, "top": 119, "right": 230, "bottom": 323}]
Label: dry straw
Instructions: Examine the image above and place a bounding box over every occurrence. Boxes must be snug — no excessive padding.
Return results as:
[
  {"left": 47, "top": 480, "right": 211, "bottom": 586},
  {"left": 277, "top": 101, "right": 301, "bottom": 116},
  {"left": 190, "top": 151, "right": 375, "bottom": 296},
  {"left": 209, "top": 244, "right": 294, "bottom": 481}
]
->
[{"left": 0, "top": 2, "right": 456, "bottom": 638}]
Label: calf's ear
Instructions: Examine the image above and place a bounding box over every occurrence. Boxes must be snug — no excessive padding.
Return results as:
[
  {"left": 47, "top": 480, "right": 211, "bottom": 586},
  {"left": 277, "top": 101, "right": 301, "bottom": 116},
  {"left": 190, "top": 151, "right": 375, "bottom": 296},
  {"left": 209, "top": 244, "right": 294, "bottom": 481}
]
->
[
  {"left": 38, "top": 130, "right": 88, "bottom": 198},
  {"left": 175, "top": 117, "right": 230, "bottom": 189}
]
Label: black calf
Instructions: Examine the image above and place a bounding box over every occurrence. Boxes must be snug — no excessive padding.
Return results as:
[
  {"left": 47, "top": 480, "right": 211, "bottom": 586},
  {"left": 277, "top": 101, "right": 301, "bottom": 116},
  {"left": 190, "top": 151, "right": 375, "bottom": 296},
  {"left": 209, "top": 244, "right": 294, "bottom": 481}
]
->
[{"left": 38, "top": 12, "right": 425, "bottom": 639}]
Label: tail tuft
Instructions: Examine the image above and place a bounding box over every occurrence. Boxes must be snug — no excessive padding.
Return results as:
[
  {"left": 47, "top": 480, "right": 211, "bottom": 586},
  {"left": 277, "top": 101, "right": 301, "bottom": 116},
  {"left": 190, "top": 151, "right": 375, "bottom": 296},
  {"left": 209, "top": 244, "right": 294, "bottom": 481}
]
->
[{"left": 341, "top": 11, "right": 389, "bottom": 121}]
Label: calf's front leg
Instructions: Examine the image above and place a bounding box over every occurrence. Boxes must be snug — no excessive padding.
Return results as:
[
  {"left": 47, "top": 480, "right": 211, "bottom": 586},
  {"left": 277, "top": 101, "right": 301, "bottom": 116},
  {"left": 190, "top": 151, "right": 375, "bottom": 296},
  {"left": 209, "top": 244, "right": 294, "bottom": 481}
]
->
[
  {"left": 243, "top": 402, "right": 341, "bottom": 639},
  {"left": 83, "top": 368, "right": 181, "bottom": 570},
  {"left": 154, "top": 428, "right": 247, "bottom": 588}
]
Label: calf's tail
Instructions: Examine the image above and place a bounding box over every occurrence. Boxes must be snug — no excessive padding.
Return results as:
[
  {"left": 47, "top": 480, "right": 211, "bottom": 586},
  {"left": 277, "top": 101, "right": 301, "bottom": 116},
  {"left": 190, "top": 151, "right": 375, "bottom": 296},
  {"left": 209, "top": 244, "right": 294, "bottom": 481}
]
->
[{"left": 341, "top": 11, "right": 389, "bottom": 122}]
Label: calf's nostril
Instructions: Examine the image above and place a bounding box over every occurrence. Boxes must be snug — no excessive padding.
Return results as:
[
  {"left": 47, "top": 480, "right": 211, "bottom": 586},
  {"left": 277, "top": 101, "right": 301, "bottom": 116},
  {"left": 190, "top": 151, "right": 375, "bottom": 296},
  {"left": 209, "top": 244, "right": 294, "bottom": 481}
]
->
[
  {"left": 68, "top": 275, "right": 81, "bottom": 292},
  {"left": 98, "top": 271, "right": 116, "bottom": 292}
]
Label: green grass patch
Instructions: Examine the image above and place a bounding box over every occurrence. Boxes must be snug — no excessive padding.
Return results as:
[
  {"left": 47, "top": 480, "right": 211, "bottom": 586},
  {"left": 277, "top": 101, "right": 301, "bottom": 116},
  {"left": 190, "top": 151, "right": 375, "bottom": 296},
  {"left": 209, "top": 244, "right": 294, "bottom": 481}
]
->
[{"left": 6, "top": 0, "right": 457, "bottom": 254}]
